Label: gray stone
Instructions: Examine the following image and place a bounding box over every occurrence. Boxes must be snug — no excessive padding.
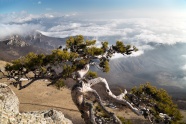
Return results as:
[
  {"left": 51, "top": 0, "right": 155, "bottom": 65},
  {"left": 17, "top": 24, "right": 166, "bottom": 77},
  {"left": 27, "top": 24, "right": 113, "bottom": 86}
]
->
[{"left": 0, "top": 83, "right": 73, "bottom": 124}]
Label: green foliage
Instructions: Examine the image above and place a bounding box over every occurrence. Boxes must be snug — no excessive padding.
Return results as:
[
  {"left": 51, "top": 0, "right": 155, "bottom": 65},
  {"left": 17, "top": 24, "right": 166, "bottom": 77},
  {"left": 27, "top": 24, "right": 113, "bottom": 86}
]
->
[
  {"left": 66, "top": 35, "right": 87, "bottom": 53},
  {"left": 131, "top": 83, "right": 183, "bottom": 123},
  {"left": 5, "top": 63, "right": 12, "bottom": 71},
  {"left": 112, "top": 41, "right": 138, "bottom": 55},
  {"left": 51, "top": 49, "right": 79, "bottom": 62},
  {"left": 55, "top": 79, "right": 65, "bottom": 89},
  {"left": 113, "top": 41, "right": 126, "bottom": 53},
  {"left": 86, "top": 71, "right": 98, "bottom": 79},
  {"left": 62, "top": 64, "right": 76, "bottom": 79},
  {"left": 74, "top": 59, "right": 88, "bottom": 69},
  {"left": 101, "top": 41, "right": 108, "bottom": 52},
  {"left": 66, "top": 35, "right": 85, "bottom": 49},
  {"left": 99, "top": 59, "right": 110, "bottom": 73},
  {"left": 103, "top": 60, "right": 110, "bottom": 72},
  {"left": 86, "top": 47, "right": 104, "bottom": 56},
  {"left": 66, "top": 35, "right": 108, "bottom": 58},
  {"left": 86, "top": 39, "right": 96, "bottom": 46}
]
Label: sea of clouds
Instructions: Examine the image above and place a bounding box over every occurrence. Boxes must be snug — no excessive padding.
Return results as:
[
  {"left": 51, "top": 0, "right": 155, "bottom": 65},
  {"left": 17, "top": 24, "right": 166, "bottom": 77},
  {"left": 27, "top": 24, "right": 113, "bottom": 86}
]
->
[
  {"left": 1, "top": 10, "right": 186, "bottom": 43},
  {"left": 1, "top": 11, "right": 186, "bottom": 57},
  {"left": 1, "top": 10, "right": 186, "bottom": 89}
]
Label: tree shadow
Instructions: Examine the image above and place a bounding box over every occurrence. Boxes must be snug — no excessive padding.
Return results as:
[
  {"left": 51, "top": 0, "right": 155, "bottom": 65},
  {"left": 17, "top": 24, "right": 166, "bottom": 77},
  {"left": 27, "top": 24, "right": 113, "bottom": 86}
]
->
[{"left": 13, "top": 77, "right": 50, "bottom": 90}]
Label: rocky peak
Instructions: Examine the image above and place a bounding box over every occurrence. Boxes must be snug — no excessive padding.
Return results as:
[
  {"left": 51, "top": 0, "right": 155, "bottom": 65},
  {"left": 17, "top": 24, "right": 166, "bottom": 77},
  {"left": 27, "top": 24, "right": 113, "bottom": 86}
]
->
[{"left": 6, "top": 35, "right": 30, "bottom": 47}]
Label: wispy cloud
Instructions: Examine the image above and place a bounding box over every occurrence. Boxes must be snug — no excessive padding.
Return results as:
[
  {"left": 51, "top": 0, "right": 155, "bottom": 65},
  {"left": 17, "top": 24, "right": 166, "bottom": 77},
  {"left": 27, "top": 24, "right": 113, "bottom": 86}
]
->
[
  {"left": 38, "top": 1, "right": 42, "bottom": 5},
  {"left": 182, "top": 64, "right": 186, "bottom": 70},
  {"left": 41, "top": 17, "right": 186, "bottom": 45},
  {"left": 0, "top": 24, "right": 45, "bottom": 39}
]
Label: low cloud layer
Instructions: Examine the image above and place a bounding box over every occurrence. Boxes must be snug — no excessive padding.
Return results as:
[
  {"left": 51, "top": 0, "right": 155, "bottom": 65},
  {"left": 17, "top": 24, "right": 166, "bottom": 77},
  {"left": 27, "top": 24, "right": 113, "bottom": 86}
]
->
[
  {"left": 1, "top": 11, "right": 186, "bottom": 55},
  {"left": 0, "top": 24, "right": 44, "bottom": 39},
  {"left": 41, "top": 18, "right": 186, "bottom": 45},
  {"left": 182, "top": 64, "right": 186, "bottom": 70}
]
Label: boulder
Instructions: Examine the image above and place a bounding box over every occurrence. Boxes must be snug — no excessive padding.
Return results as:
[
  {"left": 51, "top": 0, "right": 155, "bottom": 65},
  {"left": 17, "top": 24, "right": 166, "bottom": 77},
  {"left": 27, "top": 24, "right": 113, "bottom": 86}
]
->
[{"left": 0, "top": 83, "right": 73, "bottom": 124}]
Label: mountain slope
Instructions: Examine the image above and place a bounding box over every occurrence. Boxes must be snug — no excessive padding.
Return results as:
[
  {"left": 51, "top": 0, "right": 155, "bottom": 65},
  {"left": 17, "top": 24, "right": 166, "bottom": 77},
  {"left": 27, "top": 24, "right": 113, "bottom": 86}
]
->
[
  {"left": 97, "top": 43, "right": 186, "bottom": 98},
  {"left": 0, "top": 35, "right": 48, "bottom": 61},
  {"left": 24, "top": 32, "right": 67, "bottom": 49}
]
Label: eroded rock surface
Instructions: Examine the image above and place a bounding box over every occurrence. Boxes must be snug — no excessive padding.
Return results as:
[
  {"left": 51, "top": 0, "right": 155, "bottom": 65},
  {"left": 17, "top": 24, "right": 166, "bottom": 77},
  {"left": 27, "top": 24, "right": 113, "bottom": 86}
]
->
[{"left": 0, "top": 83, "right": 73, "bottom": 124}]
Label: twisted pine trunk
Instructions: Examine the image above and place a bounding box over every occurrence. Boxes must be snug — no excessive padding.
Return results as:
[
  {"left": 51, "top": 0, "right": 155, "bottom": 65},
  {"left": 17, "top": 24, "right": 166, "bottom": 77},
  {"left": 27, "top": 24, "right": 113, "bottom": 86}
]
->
[{"left": 71, "top": 78, "right": 141, "bottom": 124}]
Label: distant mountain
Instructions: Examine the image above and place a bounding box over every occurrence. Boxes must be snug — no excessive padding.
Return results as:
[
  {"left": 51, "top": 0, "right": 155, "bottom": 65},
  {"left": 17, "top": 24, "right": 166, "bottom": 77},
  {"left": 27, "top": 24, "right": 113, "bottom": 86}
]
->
[
  {"left": 0, "top": 32, "right": 67, "bottom": 61},
  {"left": 3, "top": 35, "right": 30, "bottom": 47},
  {"left": 0, "top": 34, "right": 48, "bottom": 61},
  {"left": 24, "top": 32, "right": 67, "bottom": 50}
]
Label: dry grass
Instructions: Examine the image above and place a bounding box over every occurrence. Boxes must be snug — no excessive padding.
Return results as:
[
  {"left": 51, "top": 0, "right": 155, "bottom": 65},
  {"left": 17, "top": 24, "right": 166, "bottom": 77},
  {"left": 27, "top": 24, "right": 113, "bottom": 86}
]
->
[{"left": 0, "top": 60, "right": 9, "bottom": 71}]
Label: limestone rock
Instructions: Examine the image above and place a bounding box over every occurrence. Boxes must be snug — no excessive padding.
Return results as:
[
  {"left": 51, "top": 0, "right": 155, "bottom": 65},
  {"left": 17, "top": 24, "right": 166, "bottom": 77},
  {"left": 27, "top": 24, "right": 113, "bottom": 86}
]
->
[
  {"left": 0, "top": 83, "right": 19, "bottom": 115},
  {"left": 7, "top": 35, "right": 30, "bottom": 47},
  {"left": 0, "top": 83, "right": 73, "bottom": 124}
]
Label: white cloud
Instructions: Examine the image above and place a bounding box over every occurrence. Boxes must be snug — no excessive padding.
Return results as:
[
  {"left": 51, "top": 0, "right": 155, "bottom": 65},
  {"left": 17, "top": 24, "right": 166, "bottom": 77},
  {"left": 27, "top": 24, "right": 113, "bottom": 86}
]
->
[
  {"left": 183, "top": 77, "right": 186, "bottom": 81},
  {"left": 1, "top": 11, "right": 186, "bottom": 54},
  {"left": 181, "top": 55, "right": 186, "bottom": 58},
  {"left": 0, "top": 24, "right": 44, "bottom": 39},
  {"left": 182, "top": 64, "right": 186, "bottom": 70},
  {"left": 38, "top": 1, "right": 42, "bottom": 4},
  {"left": 40, "top": 17, "right": 186, "bottom": 46},
  {"left": 43, "top": 14, "right": 54, "bottom": 18},
  {"left": 112, "top": 50, "right": 144, "bottom": 59},
  {"left": 0, "top": 12, "right": 40, "bottom": 23},
  {"left": 48, "top": 23, "right": 82, "bottom": 32}
]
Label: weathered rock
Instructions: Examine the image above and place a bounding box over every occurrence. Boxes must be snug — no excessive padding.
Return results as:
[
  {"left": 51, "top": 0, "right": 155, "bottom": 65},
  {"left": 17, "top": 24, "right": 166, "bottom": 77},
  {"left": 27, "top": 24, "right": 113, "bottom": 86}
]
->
[
  {"left": 6, "top": 35, "right": 30, "bottom": 47},
  {"left": 0, "top": 83, "right": 73, "bottom": 124},
  {"left": 0, "top": 83, "right": 19, "bottom": 115}
]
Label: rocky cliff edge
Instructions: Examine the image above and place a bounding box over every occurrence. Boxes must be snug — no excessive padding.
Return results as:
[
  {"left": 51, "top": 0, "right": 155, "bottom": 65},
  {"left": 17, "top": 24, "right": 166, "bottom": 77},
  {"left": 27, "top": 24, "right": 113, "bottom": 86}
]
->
[{"left": 0, "top": 83, "right": 73, "bottom": 124}]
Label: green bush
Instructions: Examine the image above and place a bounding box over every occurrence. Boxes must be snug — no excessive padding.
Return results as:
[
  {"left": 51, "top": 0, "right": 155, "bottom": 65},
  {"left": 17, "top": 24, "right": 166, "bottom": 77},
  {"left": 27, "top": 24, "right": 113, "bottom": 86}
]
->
[
  {"left": 86, "top": 71, "right": 98, "bottom": 79},
  {"left": 55, "top": 79, "right": 65, "bottom": 89},
  {"left": 131, "top": 83, "right": 183, "bottom": 123}
]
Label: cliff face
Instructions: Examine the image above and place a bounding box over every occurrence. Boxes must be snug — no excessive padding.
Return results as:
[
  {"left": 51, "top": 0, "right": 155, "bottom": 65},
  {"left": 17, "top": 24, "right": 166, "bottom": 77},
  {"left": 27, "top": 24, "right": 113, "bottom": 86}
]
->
[
  {"left": 0, "top": 83, "right": 73, "bottom": 124},
  {"left": 5, "top": 35, "right": 30, "bottom": 47},
  {"left": 0, "top": 37, "right": 48, "bottom": 62}
]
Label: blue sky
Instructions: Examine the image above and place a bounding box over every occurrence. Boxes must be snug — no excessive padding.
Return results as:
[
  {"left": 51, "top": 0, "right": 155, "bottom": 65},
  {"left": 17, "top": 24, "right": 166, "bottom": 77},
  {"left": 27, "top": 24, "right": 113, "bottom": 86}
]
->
[{"left": 1, "top": 0, "right": 186, "bottom": 14}]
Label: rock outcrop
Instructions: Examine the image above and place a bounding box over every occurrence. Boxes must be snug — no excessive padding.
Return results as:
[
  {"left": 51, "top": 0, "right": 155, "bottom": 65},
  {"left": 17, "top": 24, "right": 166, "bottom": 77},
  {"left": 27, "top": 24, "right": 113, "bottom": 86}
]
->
[
  {"left": 6, "top": 35, "right": 30, "bottom": 47},
  {"left": 0, "top": 83, "right": 73, "bottom": 124}
]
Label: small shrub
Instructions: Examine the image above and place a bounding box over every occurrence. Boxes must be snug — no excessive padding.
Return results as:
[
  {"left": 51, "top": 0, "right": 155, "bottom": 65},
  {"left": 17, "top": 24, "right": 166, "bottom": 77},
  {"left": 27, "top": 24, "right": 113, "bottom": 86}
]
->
[
  {"left": 86, "top": 71, "right": 98, "bottom": 79},
  {"left": 55, "top": 79, "right": 65, "bottom": 89}
]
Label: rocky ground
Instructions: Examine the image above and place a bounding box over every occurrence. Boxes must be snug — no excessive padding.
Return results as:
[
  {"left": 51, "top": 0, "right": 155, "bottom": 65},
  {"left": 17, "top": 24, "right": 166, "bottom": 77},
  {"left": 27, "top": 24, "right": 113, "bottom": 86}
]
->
[
  {"left": 0, "top": 77, "right": 149, "bottom": 124},
  {"left": 0, "top": 83, "right": 72, "bottom": 124}
]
